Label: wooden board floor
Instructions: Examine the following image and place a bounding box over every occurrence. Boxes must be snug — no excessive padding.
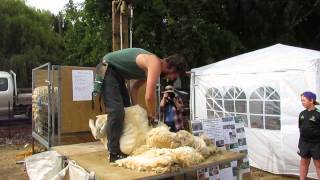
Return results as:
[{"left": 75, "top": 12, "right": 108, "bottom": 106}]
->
[
  {"left": 53, "top": 142, "right": 246, "bottom": 180},
  {"left": 53, "top": 141, "right": 104, "bottom": 156},
  {"left": 54, "top": 132, "right": 96, "bottom": 146}
]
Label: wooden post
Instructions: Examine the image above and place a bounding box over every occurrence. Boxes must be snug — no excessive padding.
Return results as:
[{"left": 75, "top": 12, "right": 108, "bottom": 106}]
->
[
  {"left": 120, "top": 1, "right": 129, "bottom": 49},
  {"left": 112, "top": 1, "right": 120, "bottom": 51},
  {"left": 112, "top": 0, "right": 129, "bottom": 51},
  {"left": 112, "top": 0, "right": 132, "bottom": 103}
]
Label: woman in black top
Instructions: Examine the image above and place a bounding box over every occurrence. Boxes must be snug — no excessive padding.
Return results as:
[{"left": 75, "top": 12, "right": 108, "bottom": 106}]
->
[{"left": 298, "top": 91, "right": 320, "bottom": 180}]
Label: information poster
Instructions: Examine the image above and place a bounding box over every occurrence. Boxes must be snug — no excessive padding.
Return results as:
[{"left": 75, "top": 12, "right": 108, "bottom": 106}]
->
[
  {"left": 202, "top": 119, "right": 224, "bottom": 149},
  {"left": 192, "top": 116, "right": 250, "bottom": 180},
  {"left": 72, "top": 70, "right": 94, "bottom": 101}
]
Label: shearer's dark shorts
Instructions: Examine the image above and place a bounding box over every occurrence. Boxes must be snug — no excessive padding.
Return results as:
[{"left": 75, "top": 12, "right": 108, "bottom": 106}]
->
[{"left": 298, "top": 138, "right": 320, "bottom": 160}]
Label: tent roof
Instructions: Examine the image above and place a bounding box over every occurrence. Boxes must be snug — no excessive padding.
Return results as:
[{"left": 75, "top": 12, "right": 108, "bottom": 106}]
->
[{"left": 192, "top": 44, "right": 320, "bottom": 75}]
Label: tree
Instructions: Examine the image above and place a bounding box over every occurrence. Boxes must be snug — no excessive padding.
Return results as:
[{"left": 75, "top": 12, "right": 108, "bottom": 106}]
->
[
  {"left": 0, "top": 0, "right": 65, "bottom": 87},
  {"left": 62, "top": 0, "right": 244, "bottom": 69},
  {"left": 132, "top": 0, "right": 243, "bottom": 68},
  {"left": 61, "top": 0, "right": 320, "bottom": 69},
  {"left": 62, "top": 0, "right": 113, "bottom": 66},
  {"left": 225, "top": 0, "right": 320, "bottom": 51},
  {"left": 1, "top": 0, "right": 319, "bottom": 88}
]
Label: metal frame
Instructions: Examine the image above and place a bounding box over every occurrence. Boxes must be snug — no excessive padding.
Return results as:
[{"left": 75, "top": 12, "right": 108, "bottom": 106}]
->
[
  {"left": 156, "top": 78, "right": 161, "bottom": 122},
  {"left": 129, "top": 4, "right": 133, "bottom": 48},
  {"left": 190, "top": 72, "right": 196, "bottom": 121},
  {"left": 9, "top": 70, "right": 17, "bottom": 97},
  {"left": 56, "top": 65, "right": 62, "bottom": 145},
  {"left": 32, "top": 62, "right": 53, "bottom": 149},
  {"left": 51, "top": 65, "right": 61, "bottom": 146}
]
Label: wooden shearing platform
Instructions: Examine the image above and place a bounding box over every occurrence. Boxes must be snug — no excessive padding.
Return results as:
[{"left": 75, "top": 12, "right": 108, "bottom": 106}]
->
[{"left": 53, "top": 142, "right": 246, "bottom": 180}]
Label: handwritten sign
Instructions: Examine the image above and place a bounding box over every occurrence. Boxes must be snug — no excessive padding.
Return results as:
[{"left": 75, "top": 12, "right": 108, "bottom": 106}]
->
[{"left": 72, "top": 70, "right": 94, "bottom": 101}]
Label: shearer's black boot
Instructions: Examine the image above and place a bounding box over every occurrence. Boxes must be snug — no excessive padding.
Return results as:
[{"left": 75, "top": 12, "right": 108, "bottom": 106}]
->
[{"left": 109, "top": 152, "right": 127, "bottom": 163}]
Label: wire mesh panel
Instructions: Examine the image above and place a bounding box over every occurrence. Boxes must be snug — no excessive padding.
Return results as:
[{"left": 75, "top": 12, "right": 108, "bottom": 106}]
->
[{"left": 32, "top": 63, "right": 52, "bottom": 148}]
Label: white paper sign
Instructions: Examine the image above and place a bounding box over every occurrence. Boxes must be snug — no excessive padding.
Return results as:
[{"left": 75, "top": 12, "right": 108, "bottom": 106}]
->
[
  {"left": 203, "top": 119, "right": 224, "bottom": 141},
  {"left": 72, "top": 70, "right": 94, "bottom": 101}
]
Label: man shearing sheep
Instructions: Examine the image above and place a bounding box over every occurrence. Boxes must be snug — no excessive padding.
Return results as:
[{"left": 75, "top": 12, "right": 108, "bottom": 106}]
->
[{"left": 100, "top": 48, "right": 187, "bottom": 162}]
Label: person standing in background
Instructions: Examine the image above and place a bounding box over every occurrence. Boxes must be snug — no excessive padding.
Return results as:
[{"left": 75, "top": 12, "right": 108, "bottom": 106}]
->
[
  {"left": 160, "top": 85, "right": 184, "bottom": 132},
  {"left": 298, "top": 91, "right": 320, "bottom": 180}
]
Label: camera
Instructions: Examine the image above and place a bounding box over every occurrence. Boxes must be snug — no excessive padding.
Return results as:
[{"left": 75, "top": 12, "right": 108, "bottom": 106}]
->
[{"left": 168, "top": 92, "right": 175, "bottom": 98}]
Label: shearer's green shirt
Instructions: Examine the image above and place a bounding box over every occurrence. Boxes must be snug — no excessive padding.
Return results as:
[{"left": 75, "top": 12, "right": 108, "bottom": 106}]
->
[{"left": 103, "top": 48, "right": 153, "bottom": 79}]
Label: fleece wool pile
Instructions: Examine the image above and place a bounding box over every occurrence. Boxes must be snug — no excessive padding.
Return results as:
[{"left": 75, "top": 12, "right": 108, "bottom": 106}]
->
[
  {"left": 145, "top": 125, "right": 218, "bottom": 158},
  {"left": 115, "top": 146, "right": 204, "bottom": 173},
  {"left": 115, "top": 125, "right": 219, "bottom": 173},
  {"left": 89, "top": 105, "right": 219, "bottom": 173}
]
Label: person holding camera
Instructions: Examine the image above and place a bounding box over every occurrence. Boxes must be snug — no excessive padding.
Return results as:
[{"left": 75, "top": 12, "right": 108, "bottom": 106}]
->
[{"left": 160, "top": 85, "right": 184, "bottom": 132}]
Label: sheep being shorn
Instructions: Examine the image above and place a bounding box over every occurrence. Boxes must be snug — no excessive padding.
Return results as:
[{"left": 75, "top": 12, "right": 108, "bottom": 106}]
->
[
  {"left": 89, "top": 105, "right": 151, "bottom": 155},
  {"left": 89, "top": 106, "right": 219, "bottom": 173}
]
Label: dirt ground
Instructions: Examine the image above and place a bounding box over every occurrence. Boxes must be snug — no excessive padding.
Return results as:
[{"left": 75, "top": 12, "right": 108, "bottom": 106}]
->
[
  {"left": 249, "top": 168, "right": 299, "bottom": 180},
  {"left": 0, "top": 121, "right": 304, "bottom": 180},
  {"left": 0, "top": 145, "right": 28, "bottom": 180},
  {"left": 0, "top": 120, "right": 33, "bottom": 180}
]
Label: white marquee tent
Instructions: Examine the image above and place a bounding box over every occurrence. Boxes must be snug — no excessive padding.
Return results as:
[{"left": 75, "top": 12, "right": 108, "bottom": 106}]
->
[{"left": 190, "top": 44, "right": 320, "bottom": 178}]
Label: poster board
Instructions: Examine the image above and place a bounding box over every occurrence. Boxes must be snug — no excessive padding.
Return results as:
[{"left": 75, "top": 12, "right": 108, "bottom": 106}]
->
[
  {"left": 59, "top": 66, "right": 104, "bottom": 133},
  {"left": 58, "top": 67, "right": 144, "bottom": 134},
  {"left": 71, "top": 70, "right": 94, "bottom": 101},
  {"left": 192, "top": 116, "right": 250, "bottom": 180}
]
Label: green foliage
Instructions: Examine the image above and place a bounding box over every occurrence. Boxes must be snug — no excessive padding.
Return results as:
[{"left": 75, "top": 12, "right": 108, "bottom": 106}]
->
[
  {"left": 1, "top": 0, "right": 320, "bottom": 88},
  {"left": 132, "top": 0, "right": 244, "bottom": 67},
  {"left": 225, "top": 0, "right": 320, "bottom": 50},
  {"left": 62, "top": 0, "right": 244, "bottom": 68},
  {"left": 0, "top": 0, "right": 64, "bottom": 87},
  {"left": 62, "top": 0, "right": 112, "bottom": 66}
]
